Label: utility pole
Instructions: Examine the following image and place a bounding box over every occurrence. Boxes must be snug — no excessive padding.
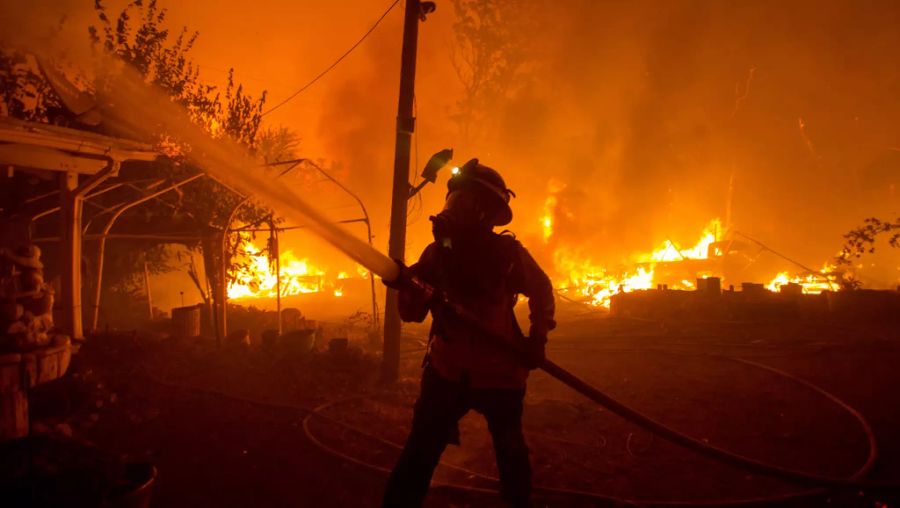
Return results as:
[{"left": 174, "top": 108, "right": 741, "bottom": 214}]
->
[{"left": 383, "top": 0, "right": 422, "bottom": 382}]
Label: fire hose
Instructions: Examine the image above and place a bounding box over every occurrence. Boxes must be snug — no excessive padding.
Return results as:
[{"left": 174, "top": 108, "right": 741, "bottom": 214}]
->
[
  {"left": 183, "top": 152, "right": 897, "bottom": 494},
  {"left": 300, "top": 353, "right": 873, "bottom": 508},
  {"left": 419, "top": 281, "right": 896, "bottom": 494},
  {"left": 40, "top": 45, "right": 895, "bottom": 503},
  {"left": 146, "top": 343, "right": 883, "bottom": 507}
]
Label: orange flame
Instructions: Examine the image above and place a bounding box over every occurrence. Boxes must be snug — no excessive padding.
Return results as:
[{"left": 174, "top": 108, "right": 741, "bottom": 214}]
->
[
  {"left": 227, "top": 239, "right": 364, "bottom": 300},
  {"left": 549, "top": 210, "right": 849, "bottom": 308},
  {"left": 540, "top": 179, "right": 568, "bottom": 243},
  {"left": 554, "top": 218, "right": 721, "bottom": 308},
  {"left": 766, "top": 262, "right": 838, "bottom": 293}
]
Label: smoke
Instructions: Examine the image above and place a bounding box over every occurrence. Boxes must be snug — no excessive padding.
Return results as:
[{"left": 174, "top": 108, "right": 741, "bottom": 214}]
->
[
  {"left": 5, "top": 0, "right": 899, "bottom": 288},
  {"left": 403, "top": 0, "right": 900, "bottom": 273},
  {"left": 102, "top": 68, "right": 401, "bottom": 280},
  {"left": 278, "top": 0, "right": 900, "bottom": 286},
  {"left": 0, "top": 0, "right": 95, "bottom": 62},
  {"left": 315, "top": 12, "right": 403, "bottom": 239}
]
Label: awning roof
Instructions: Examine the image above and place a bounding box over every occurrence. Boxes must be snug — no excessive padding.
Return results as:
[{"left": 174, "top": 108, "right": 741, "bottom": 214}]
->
[{"left": 0, "top": 116, "right": 158, "bottom": 174}]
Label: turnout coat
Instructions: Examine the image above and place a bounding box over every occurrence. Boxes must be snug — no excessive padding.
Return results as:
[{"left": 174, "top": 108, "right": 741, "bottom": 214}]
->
[{"left": 398, "top": 232, "right": 556, "bottom": 389}]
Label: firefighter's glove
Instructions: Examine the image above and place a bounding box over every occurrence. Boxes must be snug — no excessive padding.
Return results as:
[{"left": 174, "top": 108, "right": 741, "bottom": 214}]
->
[
  {"left": 521, "top": 334, "right": 547, "bottom": 370},
  {"left": 382, "top": 260, "right": 413, "bottom": 290},
  {"left": 382, "top": 260, "right": 439, "bottom": 304}
]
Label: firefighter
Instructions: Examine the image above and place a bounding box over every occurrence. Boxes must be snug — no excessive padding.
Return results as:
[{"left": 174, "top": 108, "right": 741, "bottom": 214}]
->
[{"left": 381, "top": 159, "right": 556, "bottom": 508}]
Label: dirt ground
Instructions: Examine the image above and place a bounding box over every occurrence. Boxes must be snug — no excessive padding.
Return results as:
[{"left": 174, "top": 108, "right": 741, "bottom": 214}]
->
[{"left": 24, "top": 306, "right": 900, "bottom": 507}]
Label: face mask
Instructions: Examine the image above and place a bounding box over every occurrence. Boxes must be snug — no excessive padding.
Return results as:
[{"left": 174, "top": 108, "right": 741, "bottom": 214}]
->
[{"left": 430, "top": 189, "right": 489, "bottom": 245}]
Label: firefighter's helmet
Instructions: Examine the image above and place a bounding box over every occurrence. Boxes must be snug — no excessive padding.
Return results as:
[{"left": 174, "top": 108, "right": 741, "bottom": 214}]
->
[{"left": 447, "top": 159, "right": 515, "bottom": 226}]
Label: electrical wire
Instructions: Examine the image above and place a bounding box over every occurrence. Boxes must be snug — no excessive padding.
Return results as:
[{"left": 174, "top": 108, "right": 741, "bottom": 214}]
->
[
  {"left": 407, "top": 93, "right": 424, "bottom": 225},
  {"left": 195, "top": 63, "right": 295, "bottom": 93},
  {"left": 260, "top": 0, "right": 402, "bottom": 117}
]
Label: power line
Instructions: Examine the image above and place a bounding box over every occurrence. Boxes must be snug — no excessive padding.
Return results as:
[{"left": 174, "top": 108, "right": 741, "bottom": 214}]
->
[
  {"left": 261, "top": 0, "right": 402, "bottom": 117},
  {"left": 195, "top": 64, "right": 295, "bottom": 93}
]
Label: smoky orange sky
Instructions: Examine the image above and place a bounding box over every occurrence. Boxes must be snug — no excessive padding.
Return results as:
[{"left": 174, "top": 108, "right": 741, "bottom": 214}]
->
[
  {"left": 157, "top": 0, "right": 464, "bottom": 265},
  {"left": 168, "top": 0, "right": 900, "bottom": 274},
  {"left": 5, "top": 0, "right": 900, "bottom": 299}
]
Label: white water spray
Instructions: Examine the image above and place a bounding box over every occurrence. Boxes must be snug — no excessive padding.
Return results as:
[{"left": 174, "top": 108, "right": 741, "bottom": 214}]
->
[
  {"left": 2, "top": 11, "right": 401, "bottom": 282},
  {"left": 107, "top": 69, "right": 401, "bottom": 280}
]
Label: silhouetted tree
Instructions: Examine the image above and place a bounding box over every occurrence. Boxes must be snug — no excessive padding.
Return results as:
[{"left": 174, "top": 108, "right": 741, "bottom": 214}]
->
[
  {"left": 256, "top": 125, "right": 301, "bottom": 164},
  {"left": 835, "top": 216, "right": 900, "bottom": 289},
  {"left": 85, "top": 1, "right": 273, "bottom": 307},
  {"left": 0, "top": 0, "right": 272, "bottom": 322},
  {"left": 450, "top": 0, "right": 539, "bottom": 141},
  {"left": 0, "top": 51, "right": 69, "bottom": 122}
]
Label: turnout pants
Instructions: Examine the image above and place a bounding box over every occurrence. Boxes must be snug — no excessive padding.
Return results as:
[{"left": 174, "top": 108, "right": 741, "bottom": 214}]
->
[{"left": 382, "top": 366, "right": 532, "bottom": 508}]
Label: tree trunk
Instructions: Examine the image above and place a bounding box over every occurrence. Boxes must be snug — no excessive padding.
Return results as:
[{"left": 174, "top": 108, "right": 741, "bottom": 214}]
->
[{"left": 201, "top": 232, "right": 226, "bottom": 347}]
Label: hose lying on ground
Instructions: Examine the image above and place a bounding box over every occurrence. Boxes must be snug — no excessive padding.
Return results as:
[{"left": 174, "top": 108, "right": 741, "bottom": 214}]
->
[
  {"left": 146, "top": 341, "right": 892, "bottom": 506},
  {"left": 299, "top": 347, "right": 882, "bottom": 507},
  {"left": 538, "top": 357, "right": 885, "bottom": 491},
  {"left": 436, "top": 296, "right": 898, "bottom": 494}
]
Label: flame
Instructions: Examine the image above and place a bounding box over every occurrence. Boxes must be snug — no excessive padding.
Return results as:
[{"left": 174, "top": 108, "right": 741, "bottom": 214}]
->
[
  {"left": 555, "top": 251, "right": 656, "bottom": 308},
  {"left": 554, "top": 218, "right": 723, "bottom": 308},
  {"left": 766, "top": 272, "right": 791, "bottom": 292},
  {"left": 541, "top": 196, "right": 556, "bottom": 243},
  {"left": 227, "top": 239, "right": 363, "bottom": 300},
  {"left": 766, "top": 262, "right": 838, "bottom": 293},
  {"left": 641, "top": 219, "right": 721, "bottom": 262},
  {"left": 540, "top": 179, "right": 567, "bottom": 243},
  {"left": 550, "top": 210, "right": 845, "bottom": 308}
]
